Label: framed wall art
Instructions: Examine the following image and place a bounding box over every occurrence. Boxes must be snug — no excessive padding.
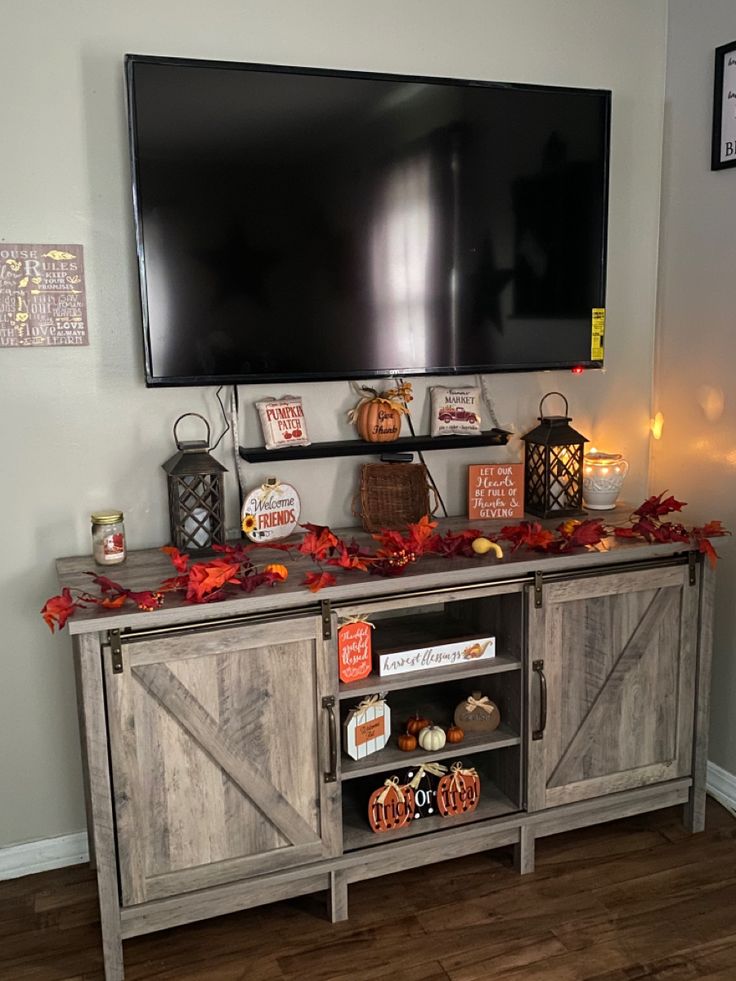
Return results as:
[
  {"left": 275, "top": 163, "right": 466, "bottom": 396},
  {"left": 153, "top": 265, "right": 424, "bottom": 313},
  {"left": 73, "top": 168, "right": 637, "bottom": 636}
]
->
[{"left": 711, "top": 39, "right": 736, "bottom": 171}]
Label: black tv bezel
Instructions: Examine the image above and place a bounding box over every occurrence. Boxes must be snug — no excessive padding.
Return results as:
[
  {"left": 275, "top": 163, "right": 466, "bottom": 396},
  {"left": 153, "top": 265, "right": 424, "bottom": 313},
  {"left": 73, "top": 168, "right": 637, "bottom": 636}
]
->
[{"left": 125, "top": 53, "right": 611, "bottom": 388}]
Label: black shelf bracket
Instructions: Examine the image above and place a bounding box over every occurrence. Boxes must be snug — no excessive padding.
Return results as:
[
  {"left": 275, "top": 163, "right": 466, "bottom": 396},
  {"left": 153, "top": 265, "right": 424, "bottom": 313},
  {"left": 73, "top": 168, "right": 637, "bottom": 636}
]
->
[{"left": 239, "top": 429, "right": 512, "bottom": 463}]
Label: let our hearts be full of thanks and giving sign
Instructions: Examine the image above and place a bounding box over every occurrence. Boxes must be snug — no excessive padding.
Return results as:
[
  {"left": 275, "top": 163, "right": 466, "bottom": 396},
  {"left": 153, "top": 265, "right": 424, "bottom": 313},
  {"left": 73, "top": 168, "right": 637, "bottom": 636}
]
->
[{"left": 468, "top": 464, "right": 524, "bottom": 520}]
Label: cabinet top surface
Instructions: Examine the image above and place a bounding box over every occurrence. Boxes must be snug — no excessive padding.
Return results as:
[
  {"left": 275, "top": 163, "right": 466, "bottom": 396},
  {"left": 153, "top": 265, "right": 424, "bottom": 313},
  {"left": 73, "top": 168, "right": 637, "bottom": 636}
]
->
[{"left": 56, "top": 507, "right": 698, "bottom": 635}]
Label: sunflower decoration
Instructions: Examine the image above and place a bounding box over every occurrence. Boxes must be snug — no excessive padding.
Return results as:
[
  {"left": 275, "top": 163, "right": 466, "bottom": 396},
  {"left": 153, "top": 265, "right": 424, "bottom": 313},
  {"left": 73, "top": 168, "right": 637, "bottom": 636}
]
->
[{"left": 241, "top": 513, "right": 257, "bottom": 535}]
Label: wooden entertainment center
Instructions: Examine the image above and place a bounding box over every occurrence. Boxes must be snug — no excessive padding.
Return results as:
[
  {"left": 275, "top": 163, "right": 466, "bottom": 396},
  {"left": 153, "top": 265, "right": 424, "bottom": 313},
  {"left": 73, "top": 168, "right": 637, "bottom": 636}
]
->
[{"left": 58, "top": 518, "right": 715, "bottom": 981}]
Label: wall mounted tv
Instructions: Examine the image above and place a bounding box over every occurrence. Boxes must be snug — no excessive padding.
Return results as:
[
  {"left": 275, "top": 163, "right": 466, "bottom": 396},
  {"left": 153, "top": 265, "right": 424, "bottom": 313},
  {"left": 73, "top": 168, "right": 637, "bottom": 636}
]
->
[{"left": 126, "top": 55, "right": 611, "bottom": 387}]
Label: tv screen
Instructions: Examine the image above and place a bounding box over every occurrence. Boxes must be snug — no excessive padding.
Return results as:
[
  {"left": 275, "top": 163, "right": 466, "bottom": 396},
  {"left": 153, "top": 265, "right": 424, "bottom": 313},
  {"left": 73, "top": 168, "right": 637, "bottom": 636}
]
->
[{"left": 126, "top": 56, "right": 610, "bottom": 386}]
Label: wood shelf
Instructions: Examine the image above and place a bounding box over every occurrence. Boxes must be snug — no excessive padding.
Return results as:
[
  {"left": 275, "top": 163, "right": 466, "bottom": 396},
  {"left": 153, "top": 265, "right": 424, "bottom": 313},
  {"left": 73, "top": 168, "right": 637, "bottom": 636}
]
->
[
  {"left": 342, "top": 783, "right": 519, "bottom": 851},
  {"left": 338, "top": 653, "right": 521, "bottom": 700},
  {"left": 340, "top": 723, "right": 521, "bottom": 781},
  {"left": 238, "top": 429, "right": 511, "bottom": 463}
]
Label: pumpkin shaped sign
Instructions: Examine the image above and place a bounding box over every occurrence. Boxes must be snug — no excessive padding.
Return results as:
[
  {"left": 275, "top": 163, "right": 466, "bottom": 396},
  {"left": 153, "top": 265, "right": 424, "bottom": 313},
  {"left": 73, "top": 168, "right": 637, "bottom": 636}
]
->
[
  {"left": 368, "top": 776, "right": 415, "bottom": 832},
  {"left": 348, "top": 382, "right": 413, "bottom": 443},
  {"left": 454, "top": 691, "right": 501, "bottom": 733},
  {"left": 437, "top": 762, "right": 481, "bottom": 817}
]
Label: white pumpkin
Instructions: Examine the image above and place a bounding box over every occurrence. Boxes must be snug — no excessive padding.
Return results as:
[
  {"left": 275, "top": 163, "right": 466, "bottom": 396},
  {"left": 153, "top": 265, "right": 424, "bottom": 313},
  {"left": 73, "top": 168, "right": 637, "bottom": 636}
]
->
[{"left": 418, "top": 725, "right": 446, "bottom": 752}]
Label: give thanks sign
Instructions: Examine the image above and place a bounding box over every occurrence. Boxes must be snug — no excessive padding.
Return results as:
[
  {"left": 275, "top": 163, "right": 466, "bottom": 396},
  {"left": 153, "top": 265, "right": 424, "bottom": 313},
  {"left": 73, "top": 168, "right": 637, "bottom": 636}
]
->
[{"left": 468, "top": 464, "right": 524, "bottom": 521}]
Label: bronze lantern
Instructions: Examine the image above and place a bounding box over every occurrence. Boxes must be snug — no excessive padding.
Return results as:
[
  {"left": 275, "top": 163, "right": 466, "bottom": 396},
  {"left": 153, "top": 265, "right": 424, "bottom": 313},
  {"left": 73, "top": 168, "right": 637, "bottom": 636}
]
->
[
  {"left": 522, "top": 393, "right": 588, "bottom": 518},
  {"left": 162, "top": 413, "right": 227, "bottom": 555}
]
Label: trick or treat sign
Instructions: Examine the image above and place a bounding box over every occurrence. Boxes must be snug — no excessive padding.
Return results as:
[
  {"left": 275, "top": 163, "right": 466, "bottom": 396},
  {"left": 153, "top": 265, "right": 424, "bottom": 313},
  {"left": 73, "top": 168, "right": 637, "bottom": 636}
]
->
[
  {"left": 241, "top": 478, "right": 300, "bottom": 542},
  {"left": 0, "top": 245, "right": 88, "bottom": 348}
]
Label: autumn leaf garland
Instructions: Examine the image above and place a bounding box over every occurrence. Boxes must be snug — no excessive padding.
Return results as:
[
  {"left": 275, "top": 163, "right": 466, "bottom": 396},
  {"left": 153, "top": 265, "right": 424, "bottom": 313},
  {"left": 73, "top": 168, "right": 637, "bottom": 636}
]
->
[{"left": 41, "top": 493, "right": 729, "bottom": 631}]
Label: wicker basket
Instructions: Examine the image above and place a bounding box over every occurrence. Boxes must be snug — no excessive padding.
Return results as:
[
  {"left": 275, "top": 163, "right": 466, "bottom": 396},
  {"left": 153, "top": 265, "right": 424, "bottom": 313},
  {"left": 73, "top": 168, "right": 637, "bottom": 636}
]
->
[{"left": 358, "top": 463, "right": 437, "bottom": 532}]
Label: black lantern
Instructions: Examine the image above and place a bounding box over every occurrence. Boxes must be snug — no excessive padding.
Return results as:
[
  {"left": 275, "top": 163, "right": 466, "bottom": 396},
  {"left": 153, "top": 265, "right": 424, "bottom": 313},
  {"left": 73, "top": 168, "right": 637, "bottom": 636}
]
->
[
  {"left": 522, "top": 393, "right": 588, "bottom": 518},
  {"left": 162, "top": 413, "right": 227, "bottom": 555}
]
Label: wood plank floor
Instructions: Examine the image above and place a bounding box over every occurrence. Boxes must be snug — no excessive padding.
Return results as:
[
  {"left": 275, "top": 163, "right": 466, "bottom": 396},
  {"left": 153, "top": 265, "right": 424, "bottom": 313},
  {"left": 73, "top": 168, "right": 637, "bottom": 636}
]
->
[{"left": 2, "top": 799, "right": 736, "bottom": 981}]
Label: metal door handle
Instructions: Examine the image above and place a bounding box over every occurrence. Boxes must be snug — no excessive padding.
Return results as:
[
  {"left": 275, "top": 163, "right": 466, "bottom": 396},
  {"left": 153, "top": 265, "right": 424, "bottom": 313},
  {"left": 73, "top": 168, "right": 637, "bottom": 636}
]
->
[
  {"left": 322, "top": 696, "right": 337, "bottom": 783},
  {"left": 532, "top": 660, "right": 547, "bottom": 740}
]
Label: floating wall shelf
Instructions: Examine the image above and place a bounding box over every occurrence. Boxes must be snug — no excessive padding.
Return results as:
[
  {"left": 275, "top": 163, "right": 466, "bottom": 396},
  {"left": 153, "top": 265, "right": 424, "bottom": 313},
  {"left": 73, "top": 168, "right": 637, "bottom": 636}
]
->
[{"left": 238, "top": 429, "right": 512, "bottom": 463}]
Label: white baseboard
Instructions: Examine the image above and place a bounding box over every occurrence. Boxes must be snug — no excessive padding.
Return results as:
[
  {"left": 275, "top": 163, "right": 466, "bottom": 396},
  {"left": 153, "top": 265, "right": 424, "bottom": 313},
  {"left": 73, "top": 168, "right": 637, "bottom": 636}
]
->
[
  {"left": 1, "top": 762, "right": 734, "bottom": 881},
  {"left": 0, "top": 831, "right": 89, "bottom": 881},
  {"left": 707, "top": 761, "right": 736, "bottom": 815}
]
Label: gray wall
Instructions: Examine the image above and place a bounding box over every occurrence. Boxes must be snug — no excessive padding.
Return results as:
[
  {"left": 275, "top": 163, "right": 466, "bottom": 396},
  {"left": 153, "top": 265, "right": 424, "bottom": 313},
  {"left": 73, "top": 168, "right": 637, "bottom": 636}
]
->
[
  {"left": 0, "top": 0, "right": 667, "bottom": 848},
  {"left": 653, "top": 0, "right": 736, "bottom": 775}
]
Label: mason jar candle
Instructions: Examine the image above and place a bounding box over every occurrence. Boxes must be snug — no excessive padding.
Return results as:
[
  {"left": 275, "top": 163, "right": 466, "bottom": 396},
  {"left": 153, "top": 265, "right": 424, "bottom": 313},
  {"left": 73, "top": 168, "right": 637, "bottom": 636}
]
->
[{"left": 91, "top": 510, "right": 127, "bottom": 565}]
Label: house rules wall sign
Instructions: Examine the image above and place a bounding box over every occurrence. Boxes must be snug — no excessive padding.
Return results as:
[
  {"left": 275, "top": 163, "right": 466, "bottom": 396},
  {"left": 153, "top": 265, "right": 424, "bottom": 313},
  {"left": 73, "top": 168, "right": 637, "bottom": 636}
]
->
[{"left": 0, "top": 244, "right": 88, "bottom": 348}]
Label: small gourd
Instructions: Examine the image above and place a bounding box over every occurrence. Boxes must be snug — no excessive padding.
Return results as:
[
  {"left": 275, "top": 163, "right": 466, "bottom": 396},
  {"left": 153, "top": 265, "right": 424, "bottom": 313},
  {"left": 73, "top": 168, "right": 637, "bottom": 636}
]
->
[
  {"left": 445, "top": 724, "right": 464, "bottom": 744},
  {"left": 406, "top": 714, "right": 431, "bottom": 737},
  {"left": 418, "top": 724, "right": 446, "bottom": 752},
  {"left": 397, "top": 732, "right": 418, "bottom": 753}
]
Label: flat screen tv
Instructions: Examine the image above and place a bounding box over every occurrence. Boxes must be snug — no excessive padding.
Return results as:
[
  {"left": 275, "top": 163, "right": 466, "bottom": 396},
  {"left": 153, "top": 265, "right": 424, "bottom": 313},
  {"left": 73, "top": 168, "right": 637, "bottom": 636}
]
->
[{"left": 126, "top": 55, "right": 611, "bottom": 386}]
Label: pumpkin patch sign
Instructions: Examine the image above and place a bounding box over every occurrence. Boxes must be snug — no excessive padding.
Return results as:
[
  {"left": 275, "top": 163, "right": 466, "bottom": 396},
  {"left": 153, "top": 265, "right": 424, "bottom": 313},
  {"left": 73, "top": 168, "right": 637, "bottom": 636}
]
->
[{"left": 256, "top": 396, "right": 310, "bottom": 450}]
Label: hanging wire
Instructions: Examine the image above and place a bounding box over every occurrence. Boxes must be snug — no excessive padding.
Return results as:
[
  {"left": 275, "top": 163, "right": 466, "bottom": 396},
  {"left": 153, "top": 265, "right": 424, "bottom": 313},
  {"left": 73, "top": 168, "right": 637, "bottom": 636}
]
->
[
  {"left": 396, "top": 376, "right": 449, "bottom": 518},
  {"left": 210, "top": 386, "right": 231, "bottom": 450}
]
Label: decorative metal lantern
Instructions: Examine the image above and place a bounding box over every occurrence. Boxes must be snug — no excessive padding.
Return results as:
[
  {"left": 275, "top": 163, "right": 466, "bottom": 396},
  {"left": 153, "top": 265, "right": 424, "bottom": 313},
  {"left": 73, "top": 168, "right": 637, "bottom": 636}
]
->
[
  {"left": 522, "top": 393, "right": 588, "bottom": 518},
  {"left": 162, "top": 413, "right": 227, "bottom": 555}
]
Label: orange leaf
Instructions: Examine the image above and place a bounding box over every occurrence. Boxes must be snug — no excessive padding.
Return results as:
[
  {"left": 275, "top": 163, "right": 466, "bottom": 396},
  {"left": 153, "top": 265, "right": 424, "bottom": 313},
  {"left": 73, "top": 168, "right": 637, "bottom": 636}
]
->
[
  {"left": 161, "top": 545, "right": 190, "bottom": 572},
  {"left": 186, "top": 561, "right": 241, "bottom": 603},
  {"left": 302, "top": 571, "right": 337, "bottom": 593},
  {"left": 41, "top": 589, "right": 77, "bottom": 632},
  {"left": 99, "top": 595, "right": 128, "bottom": 609},
  {"left": 699, "top": 537, "right": 719, "bottom": 569}
]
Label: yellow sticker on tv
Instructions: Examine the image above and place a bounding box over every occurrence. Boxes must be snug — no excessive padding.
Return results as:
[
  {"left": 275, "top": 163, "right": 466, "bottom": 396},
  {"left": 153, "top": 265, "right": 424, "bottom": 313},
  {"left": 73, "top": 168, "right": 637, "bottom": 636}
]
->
[{"left": 591, "top": 308, "right": 605, "bottom": 361}]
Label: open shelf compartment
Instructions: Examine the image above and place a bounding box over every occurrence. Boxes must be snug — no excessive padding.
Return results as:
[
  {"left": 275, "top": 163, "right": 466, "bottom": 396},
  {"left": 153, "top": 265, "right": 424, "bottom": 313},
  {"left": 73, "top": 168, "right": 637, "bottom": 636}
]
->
[{"left": 341, "top": 748, "right": 522, "bottom": 851}]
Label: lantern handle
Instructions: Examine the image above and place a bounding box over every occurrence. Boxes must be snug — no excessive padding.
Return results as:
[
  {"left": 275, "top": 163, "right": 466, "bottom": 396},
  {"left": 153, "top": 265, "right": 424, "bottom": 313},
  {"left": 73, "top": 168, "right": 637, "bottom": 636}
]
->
[
  {"left": 539, "top": 392, "right": 569, "bottom": 419},
  {"left": 173, "top": 412, "right": 211, "bottom": 449}
]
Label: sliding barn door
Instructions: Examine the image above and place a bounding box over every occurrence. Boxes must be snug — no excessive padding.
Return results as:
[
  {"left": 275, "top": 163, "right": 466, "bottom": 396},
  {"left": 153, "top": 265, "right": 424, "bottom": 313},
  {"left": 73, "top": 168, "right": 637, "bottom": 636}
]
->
[
  {"left": 103, "top": 616, "right": 340, "bottom": 906},
  {"left": 527, "top": 564, "right": 698, "bottom": 811}
]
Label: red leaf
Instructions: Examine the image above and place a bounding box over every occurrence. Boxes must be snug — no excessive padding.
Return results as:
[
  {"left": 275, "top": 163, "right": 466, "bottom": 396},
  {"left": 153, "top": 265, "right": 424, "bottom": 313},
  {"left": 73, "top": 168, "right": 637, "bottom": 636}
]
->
[
  {"left": 693, "top": 520, "right": 730, "bottom": 539},
  {"left": 326, "top": 545, "right": 369, "bottom": 572},
  {"left": 158, "top": 574, "right": 190, "bottom": 593},
  {"left": 302, "top": 571, "right": 337, "bottom": 593},
  {"left": 88, "top": 573, "right": 127, "bottom": 596},
  {"left": 212, "top": 542, "right": 254, "bottom": 564},
  {"left": 698, "top": 537, "right": 719, "bottom": 569},
  {"left": 557, "top": 519, "right": 607, "bottom": 550},
  {"left": 614, "top": 527, "right": 639, "bottom": 539},
  {"left": 499, "top": 521, "right": 556, "bottom": 553},
  {"left": 298, "top": 524, "right": 340, "bottom": 562},
  {"left": 41, "top": 589, "right": 78, "bottom": 632},
  {"left": 434, "top": 528, "right": 483, "bottom": 558},
  {"left": 634, "top": 492, "right": 686, "bottom": 520},
  {"left": 126, "top": 590, "right": 164, "bottom": 612},
  {"left": 186, "top": 561, "right": 241, "bottom": 603},
  {"left": 161, "top": 545, "right": 190, "bottom": 572}
]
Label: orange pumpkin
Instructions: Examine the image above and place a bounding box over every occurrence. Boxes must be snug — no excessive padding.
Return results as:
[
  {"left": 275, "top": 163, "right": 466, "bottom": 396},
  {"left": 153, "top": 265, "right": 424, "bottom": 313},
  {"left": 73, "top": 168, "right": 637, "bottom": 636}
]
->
[
  {"left": 406, "top": 714, "right": 431, "bottom": 737},
  {"left": 368, "top": 777, "right": 415, "bottom": 832},
  {"left": 263, "top": 563, "right": 288, "bottom": 581},
  {"left": 397, "top": 732, "right": 418, "bottom": 752},
  {"left": 348, "top": 382, "right": 413, "bottom": 444},
  {"left": 437, "top": 764, "right": 480, "bottom": 817},
  {"left": 355, "top": 398, "right": 402, "bottom": 442},
  {"left": 445, "top": 725, "right": 464, "bottom": 744}
]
